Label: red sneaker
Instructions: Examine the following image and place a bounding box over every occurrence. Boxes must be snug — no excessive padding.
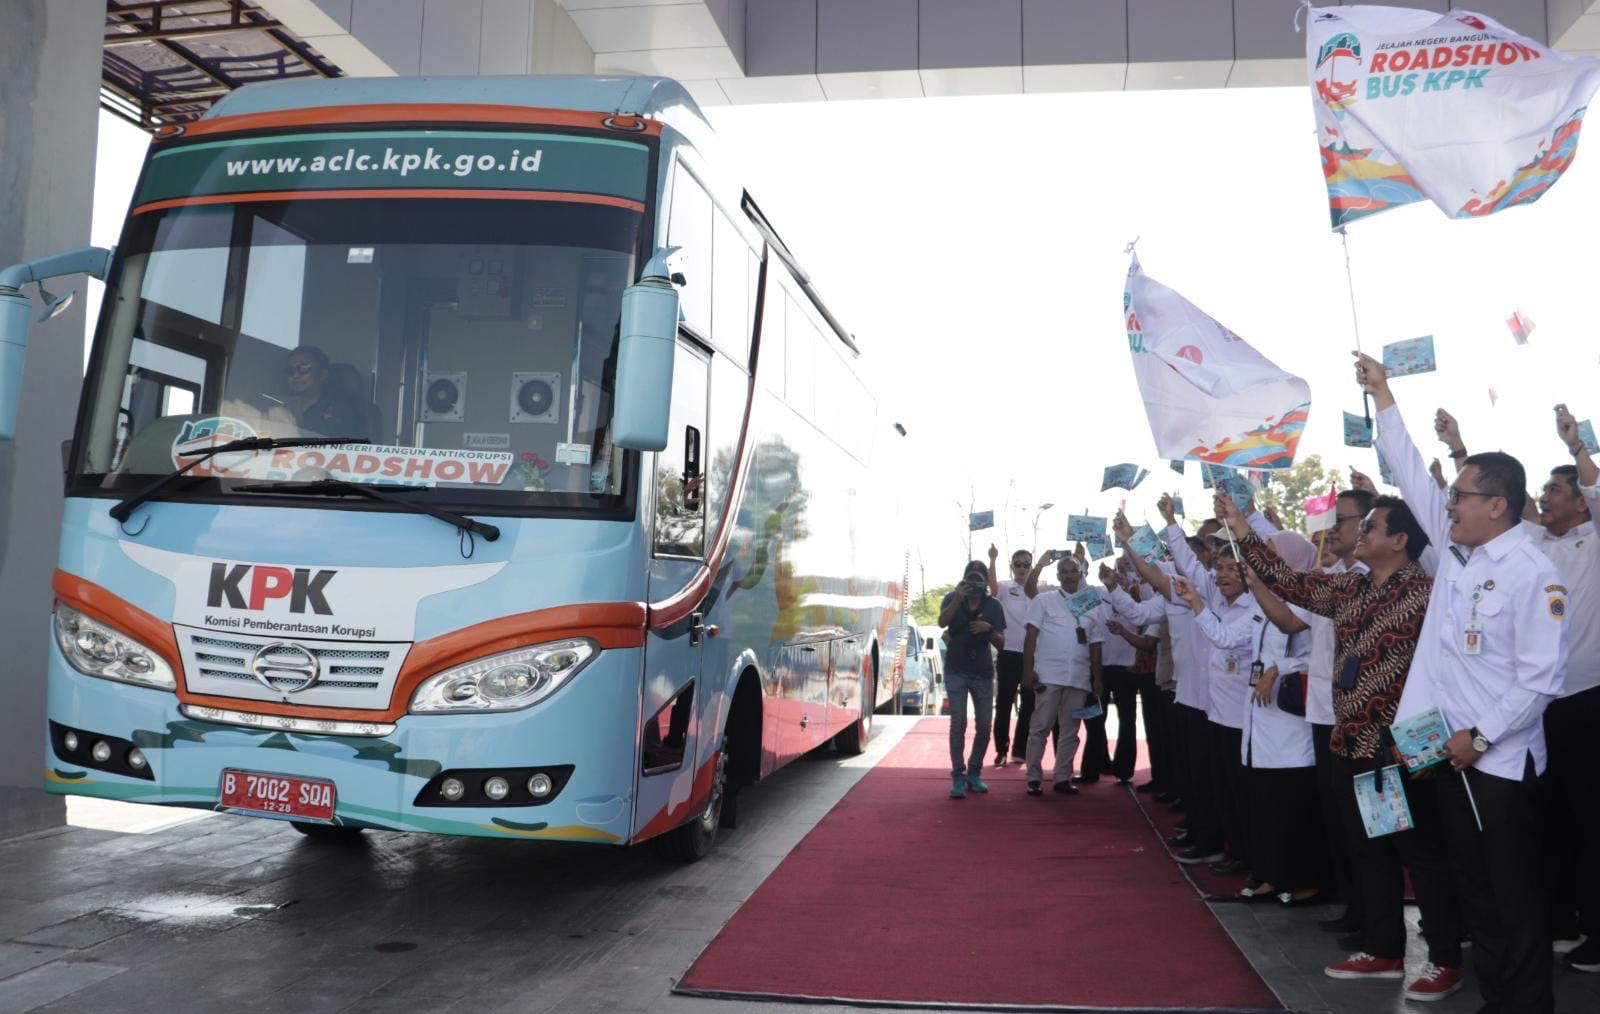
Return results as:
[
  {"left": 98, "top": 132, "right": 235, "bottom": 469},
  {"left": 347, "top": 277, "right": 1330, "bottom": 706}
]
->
[
  {"left": 1324, "top": 952, "right": 1405, "bottom": 980},
  {"left": 1404, "top": 963, "right": 1464, "bottom": 1001}
]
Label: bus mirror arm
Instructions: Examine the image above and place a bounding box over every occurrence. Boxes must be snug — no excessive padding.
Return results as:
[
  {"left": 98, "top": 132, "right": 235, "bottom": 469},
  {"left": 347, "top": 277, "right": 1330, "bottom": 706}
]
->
[
  {"left": 0, "top": 246, "right": 115, "bottom": 441},
  {"left": 611, "top": 247, "right": 682, "bottom": 453}
]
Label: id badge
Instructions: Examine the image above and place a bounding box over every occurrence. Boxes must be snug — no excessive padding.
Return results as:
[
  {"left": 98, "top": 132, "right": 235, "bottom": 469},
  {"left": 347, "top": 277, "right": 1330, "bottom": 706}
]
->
[
  {"left": 1249, "top": 660, "right": 1264, "bottom": 687},
  {"left": 1076, "top": 627, "right": 1088, "bottom": 645},
  {"left": 1225, "top": 652, "right": 1240, "bottom": 675},
  {"left": 1463, "top": 618, "right": 1484, "bottom": 656}
]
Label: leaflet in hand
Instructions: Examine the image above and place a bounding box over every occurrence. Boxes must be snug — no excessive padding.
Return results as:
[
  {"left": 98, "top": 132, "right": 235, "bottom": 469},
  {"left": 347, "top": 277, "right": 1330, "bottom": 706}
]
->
[
  {"left": 969, "top": 510, "right": 994, "bottom": 531},
  {"left": 1353, "top": 764, "right": 1414, "bottom": 838},
  {"left": 1126, "top": 523, "right": 1166, "bottom": 564},
  {"left": 1217, "top": 470, "right": 1254, "bottom": 512},
  {"left": 1169, "top": 459, "right": 1185, "bottom": 475},
  {"left": 1067, "top": 514, "right": 1107, "bottom": 541},
  {"left": 1084, "top": 533, "right": 1115, "bottom": 561},
  {"left": 1343, "top": 411, "right": 1373, "bottom": 448},
  {"left": 1171, "top": 495, "right": 1186, "bottom": 517},
  {"left": 1071, "top": 695, "right": 1104, "bottom": 721},
  {"left": 1383, "top": 335, "right": 1436, "bottom": 378},
  {"left": 1390, "top": 707, "right": 1450, "bottom": 773},
  {"left": 1376, "top": 447, "right": 1395, "bottom": 487},
  {"left": 1579, "top": 419, "right": 1599, "bottom": 455},
  {"left": 1064, "top": 585, "right": 1102, "bottom": 618},
  {"left": 1102, "top": 463, "right": 1150, "bottom": 492}
]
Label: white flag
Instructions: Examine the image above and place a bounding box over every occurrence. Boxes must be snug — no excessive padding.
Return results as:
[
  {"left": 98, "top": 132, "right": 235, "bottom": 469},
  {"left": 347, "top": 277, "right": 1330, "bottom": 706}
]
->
[
  {"left": 1309, "top": 6, "right": 1600, "bottom": 227},
  {"left": 1123, "top": 255, "right": 1310, "bottom": 470}
]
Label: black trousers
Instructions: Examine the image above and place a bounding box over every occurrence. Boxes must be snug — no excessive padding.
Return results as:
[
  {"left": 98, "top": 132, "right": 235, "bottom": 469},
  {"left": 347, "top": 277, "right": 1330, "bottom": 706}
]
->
[
  {"left": 1313, "top": 722, "right": 1362, "bottom": 918},
  {"left": 1105, "top": 669, "right": 1160, "bottom": 783},
  {"left": 1206, "top": 721, "right": 1249, "bottom": 864},
  {"left": 993, "top": 650, "right": 1035, "bottom": 760},
  {"left": 1541, "top": 684, "right": 1600, "bottom": 939},
  {"left": 1079, "top": 669, "right": 1119, "bottom": 778},
  {"left": 1247, "top": 764, "right": 1323, "bottom": 891},
  {"left": 1439, "top": 759, "right": 1552, "bottom": 1014},
  {"left": 1179, "top": 703, "right": 1221, "bottom": 849},
  {"left": 1164, "top": 690, "right": 1187, "bottom": 800},
  {"left": 1146, "top": 685, "right": 1176, "bottom": 791},
  {"left": 1330, "top": 752, "right": 1464, "bottom": 967}
]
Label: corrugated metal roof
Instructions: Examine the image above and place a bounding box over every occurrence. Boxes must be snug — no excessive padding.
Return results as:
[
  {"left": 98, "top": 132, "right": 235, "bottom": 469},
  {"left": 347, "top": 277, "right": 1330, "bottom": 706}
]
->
[{"left": 102, "top": 0, "right": 341, "bottom": 131}]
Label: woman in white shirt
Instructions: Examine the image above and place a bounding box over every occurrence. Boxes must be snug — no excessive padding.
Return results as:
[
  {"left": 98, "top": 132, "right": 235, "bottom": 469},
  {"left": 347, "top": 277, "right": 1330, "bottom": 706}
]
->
[{"left": 1182, "top": 530, "right": 1323, "bottom": 904}]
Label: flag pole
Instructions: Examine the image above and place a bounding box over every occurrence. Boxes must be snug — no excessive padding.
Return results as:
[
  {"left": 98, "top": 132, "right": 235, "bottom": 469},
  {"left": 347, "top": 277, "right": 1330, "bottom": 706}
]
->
[{"left": 1338, "top": 226, "right": 1373, "bottom": 428}]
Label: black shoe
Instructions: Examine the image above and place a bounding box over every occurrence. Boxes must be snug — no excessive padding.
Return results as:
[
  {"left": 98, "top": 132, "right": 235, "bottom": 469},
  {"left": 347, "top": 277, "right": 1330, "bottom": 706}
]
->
[
  {"left": 1165, "top": 830, "right": 1193, "bottom": 847},
  {"left": 1208, "top": 857, "right": 1247, "bottom": 875},
  {"left": 1337, "top": 931, "right": 1366, "bottom": 951},
  {"left": 1115, "top": 776, "right": 1133, "bottom": 785},
  {"left": 1136, "top": 781, "right": 1162, "bottom": 794},
  {"left": 1072, "top": 774, "right": 1101, "bottom": 784},
  {"left": 1025, "top": 781, "right": 1043, "bottom": 797},
  {"left": 1174, "top": 846, "right": 1225, "bottom": 865},
  {"left": 1154, "top": 791, "right": 1178, "bottom": 803},
  {"left": 1053, "top": 781, "right": 1079, "bottom": 795},
  {"left": 1566, "top": 936, "right": 1600, "bottom": 972}
]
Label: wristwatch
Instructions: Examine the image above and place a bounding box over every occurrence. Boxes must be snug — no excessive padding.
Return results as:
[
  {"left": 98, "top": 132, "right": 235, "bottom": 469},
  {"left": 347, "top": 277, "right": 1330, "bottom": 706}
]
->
[{"left": 1469, "top": 727, "right": 1491, "bottom": 753}]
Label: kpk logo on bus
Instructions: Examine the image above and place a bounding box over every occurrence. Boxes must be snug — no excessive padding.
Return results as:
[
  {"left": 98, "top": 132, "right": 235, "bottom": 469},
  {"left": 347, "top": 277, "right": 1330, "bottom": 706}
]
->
[{"left": 207, "top": 562, "right": 336, "bottom": 615}]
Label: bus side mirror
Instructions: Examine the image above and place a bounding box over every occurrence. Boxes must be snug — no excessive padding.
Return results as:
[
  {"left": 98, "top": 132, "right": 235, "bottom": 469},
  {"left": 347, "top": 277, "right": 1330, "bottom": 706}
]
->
[
  {"left": 0, "top": 246, "right": 114, "bottom": 440},
  {"left": 611, "top": 249, "right": 681, "bottom": 452}
]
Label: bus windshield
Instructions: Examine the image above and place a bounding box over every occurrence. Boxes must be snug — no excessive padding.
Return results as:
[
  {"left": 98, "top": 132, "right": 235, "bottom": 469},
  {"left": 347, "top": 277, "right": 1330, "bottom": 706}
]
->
[{"left": 74, "top": 194, "right": 644, "bottom": 515}]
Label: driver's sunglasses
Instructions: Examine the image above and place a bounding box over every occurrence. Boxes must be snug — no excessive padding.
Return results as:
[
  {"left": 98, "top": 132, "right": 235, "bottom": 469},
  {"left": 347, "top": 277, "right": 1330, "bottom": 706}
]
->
[{"left": 285, "top": 363, "right": 316, "bottom": 377}]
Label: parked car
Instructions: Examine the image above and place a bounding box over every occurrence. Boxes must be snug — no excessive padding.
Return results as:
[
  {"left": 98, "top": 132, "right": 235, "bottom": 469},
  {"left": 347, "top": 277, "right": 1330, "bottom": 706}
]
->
[{"left": 897, "top": 624, "right": 943, "bottom": 715}]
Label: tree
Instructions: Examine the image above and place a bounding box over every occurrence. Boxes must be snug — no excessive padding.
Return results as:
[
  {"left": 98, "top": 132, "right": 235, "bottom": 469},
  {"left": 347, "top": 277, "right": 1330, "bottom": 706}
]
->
[
  {"left": 910, "top": 584, "right": 955, "bottom": 626},
  {"left": 1253, "top": 454, "right": 1344, "bottom": 533}
]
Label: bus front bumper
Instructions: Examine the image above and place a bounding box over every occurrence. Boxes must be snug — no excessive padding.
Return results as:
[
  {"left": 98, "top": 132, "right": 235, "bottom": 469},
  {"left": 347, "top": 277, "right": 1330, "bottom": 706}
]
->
[{"left": 44, "top": 645, "right": 644, "bottom": 845}]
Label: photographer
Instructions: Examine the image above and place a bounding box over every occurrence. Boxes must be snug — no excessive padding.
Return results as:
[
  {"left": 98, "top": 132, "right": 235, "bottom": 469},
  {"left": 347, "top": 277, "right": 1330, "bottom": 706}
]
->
[{"left": 940, "top": 561, "right": 1006, "bottom": 799}]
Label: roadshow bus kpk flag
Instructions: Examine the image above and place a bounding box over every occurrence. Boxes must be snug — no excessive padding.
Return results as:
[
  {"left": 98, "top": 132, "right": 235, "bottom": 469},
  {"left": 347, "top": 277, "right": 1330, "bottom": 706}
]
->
[
  {"left": 1123, "top": 255, "right": 1310, "bottom": 470},
  {"left": 1310, "top": 5, "right": 1600, "bottom": 227}
]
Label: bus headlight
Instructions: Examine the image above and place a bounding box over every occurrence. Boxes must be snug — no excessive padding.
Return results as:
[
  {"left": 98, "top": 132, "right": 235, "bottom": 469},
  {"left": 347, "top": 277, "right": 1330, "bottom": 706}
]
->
[
  {"left": 52, "top": 603, "right": 176, "bottom": 691},
  {"left": 408, "top": 638, "right": 597, "bottom": 714}
]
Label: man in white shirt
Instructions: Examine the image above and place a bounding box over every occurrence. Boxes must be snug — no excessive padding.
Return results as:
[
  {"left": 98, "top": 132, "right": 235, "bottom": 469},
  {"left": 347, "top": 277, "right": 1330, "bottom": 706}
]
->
[
  {"left": 1435, "top": 402, "right": 1600, "bottom": 971},
  {"left": 1021, "top": 556, "right": 1105, "bottom": 797},
  {"left": 1363, "top": 353, "right": 1569, "bottom": 1014},
  {"left": 985, "top": 545, "right": 1052, "bottom": 767}
]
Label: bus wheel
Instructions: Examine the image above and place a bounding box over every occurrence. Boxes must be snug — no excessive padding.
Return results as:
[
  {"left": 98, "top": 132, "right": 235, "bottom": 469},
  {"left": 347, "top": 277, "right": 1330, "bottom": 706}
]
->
[
  {"left": 655, "top": 751, "right": 726, "bottom": 863},
  {"left": 290, "top": 821, "right": 364, "bottom": 842},
  {"left": 834, "top": 670, "right": 874, "bottom": 756}
]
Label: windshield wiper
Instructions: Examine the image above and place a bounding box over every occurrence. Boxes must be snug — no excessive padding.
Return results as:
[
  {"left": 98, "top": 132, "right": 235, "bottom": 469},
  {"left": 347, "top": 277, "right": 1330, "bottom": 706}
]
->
[
  {"left": 109, "top": 436, "right": 369, "bottom": 523},
  {"left": 236, "top": 478, "right": 501, "bottom": 542}
]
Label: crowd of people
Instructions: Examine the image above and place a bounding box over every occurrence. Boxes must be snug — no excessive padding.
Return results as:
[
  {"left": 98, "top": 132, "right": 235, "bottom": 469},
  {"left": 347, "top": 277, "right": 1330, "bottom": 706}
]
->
[{"left": 936, "top": 353, "right": 1596, "bottom": 1013}]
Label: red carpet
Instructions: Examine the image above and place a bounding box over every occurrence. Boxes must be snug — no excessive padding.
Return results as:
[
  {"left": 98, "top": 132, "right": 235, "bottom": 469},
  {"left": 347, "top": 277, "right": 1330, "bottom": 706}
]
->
[{"left": 677, "top": 719, "right": 1284, "bottom": 1011}]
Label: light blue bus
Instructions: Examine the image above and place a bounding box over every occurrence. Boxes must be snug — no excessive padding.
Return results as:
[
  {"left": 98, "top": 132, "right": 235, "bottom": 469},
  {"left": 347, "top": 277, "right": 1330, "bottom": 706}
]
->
[{"left": 0, "top": 76, "right": 906, "bottom": 860}]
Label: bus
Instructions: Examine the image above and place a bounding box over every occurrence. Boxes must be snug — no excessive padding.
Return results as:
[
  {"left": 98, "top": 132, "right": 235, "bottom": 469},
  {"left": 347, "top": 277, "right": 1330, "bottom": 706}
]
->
[{"left": 0, "top": 75, "right": 906, "bottom": 860}]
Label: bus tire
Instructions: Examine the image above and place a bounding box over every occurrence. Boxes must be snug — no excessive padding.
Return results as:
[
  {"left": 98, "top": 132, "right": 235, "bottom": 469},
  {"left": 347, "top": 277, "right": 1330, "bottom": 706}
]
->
[
  {"left": 834, "top": 668, "right": 874, "bottom": 756},
  {"left": 290, "top": 821, "right": 364, "bottom": 842},
  {"left": 654, "top": 751, "right": 726, "bottom": 863}
]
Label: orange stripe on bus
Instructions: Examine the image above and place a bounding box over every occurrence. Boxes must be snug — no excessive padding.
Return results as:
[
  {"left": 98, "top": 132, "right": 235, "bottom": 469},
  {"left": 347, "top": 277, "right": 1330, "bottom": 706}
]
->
[
  {"left": 132, "top": 189, "right": 646, "bottom": 216},
  {"left": 169, "top": 104, "right": 662, "bottom": 140}
]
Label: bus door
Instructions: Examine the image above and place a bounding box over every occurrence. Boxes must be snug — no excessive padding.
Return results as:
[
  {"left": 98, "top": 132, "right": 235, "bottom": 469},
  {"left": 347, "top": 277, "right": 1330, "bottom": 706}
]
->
[{"left": 638, "top": 337, "right": 710, "bottom": 827}]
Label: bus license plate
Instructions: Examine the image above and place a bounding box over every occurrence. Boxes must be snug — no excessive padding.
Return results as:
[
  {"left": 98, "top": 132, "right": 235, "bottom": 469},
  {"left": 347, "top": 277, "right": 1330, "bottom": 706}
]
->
[{"left": 220, "top": 769, "right": 336, "bottom": 822}]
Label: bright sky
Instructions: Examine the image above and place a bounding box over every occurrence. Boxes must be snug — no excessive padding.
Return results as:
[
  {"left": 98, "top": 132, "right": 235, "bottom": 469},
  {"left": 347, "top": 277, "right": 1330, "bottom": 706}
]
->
[{"left": 89, "top": 86, "right": 1600, "bottom": 596}]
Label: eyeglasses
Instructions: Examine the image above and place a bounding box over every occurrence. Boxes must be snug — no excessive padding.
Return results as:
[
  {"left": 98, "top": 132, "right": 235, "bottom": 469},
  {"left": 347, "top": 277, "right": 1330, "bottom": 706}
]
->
[
  {"left": 1334, "top": 514, "right": 1363, "bottom": 525},
  {"left": 1446, "top": 486, "right": 1499, "bottom": 506},
  {"left": 1011, "top": 561, "right": 1031, "bottom": 569},
  {"left": 1358, "top": 517, "right": 1383, "bottom": 535},
  {"left": 285, "top": 363, "right": 316, "bottom": 377}
]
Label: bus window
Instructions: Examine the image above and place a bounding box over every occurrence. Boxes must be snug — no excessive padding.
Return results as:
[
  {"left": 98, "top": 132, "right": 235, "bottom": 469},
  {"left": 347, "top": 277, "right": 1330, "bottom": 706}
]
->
[
  {"left": 666, "top": 164, "right": 712, "bottom": 339},
  {"left": 711, "top": 211, "right": 750, "bottom": 362},
  {"left": 239, "top": 217, "right": 306, "bottom": 349},
  {"left": 655, "top": 339, "right": 709, "bottom": 557}
]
